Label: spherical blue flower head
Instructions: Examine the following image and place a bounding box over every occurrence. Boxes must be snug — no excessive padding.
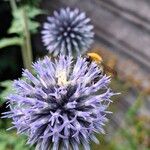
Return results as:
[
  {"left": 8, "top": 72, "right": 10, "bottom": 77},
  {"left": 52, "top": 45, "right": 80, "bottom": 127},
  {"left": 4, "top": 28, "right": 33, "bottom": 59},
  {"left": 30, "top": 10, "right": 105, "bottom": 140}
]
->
[
  {"left": 4, "top": 55, "right": 115, "bottom": 150},
  {"left": 41, "top": 7, "right": 94, "bottom": 57}
]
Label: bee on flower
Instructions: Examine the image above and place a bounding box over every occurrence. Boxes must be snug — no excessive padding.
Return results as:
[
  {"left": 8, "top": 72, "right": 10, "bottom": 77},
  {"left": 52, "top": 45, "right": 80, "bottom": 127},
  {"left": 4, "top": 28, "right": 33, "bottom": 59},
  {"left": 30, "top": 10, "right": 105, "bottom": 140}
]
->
[{"left": 3, "top": 55, "right": 117, "bottom": 150}]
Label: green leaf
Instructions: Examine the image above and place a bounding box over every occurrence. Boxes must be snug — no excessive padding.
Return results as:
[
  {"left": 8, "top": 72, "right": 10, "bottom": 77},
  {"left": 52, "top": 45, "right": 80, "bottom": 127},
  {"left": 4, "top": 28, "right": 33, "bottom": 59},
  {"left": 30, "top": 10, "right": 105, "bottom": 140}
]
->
[
  {"left": 0, "top": 38, "right": 22, "bottom": 49},
  {"left": 26, "top": 6, "right": 44, "bottom": 18},
  {"left": 8, "top": 6, "right": 43, "bottom": 35},
  {"left": 8, "top": 9, "right": 24, "bottom": 34},
  {"left": 28, "top": 20, "right": 40, "bottom": 33}
]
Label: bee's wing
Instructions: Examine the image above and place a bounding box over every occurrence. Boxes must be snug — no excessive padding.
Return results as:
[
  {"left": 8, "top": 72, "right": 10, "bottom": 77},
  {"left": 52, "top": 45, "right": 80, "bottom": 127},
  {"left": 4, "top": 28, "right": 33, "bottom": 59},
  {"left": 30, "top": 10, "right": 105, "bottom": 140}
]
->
[{"left": 101, "top": 62, "right": 117, "bottom": 77}]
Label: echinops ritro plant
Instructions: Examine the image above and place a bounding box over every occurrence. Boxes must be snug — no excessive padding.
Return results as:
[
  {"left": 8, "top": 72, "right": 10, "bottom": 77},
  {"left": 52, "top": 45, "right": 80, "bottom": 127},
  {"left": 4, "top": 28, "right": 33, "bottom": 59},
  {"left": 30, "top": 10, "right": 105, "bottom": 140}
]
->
[
  {"left": 42, "top": 7, "right": 94, "bottom": 56},
  {"left": 3, "top": 55, "right": 116, "bottom": 150}
]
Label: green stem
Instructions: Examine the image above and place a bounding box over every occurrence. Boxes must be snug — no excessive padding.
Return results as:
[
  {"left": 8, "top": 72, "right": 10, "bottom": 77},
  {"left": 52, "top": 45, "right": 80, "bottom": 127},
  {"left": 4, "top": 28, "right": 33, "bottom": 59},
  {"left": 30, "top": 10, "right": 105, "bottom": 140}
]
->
[
  {"left": 22, "top": 7, "right": 33, "bottom": 71},
  {"left": 21, "top": 42, "right": 29, "bottom": 70},
  {"left": 9, "top": 0, "right": 17, "bottom": 11}
]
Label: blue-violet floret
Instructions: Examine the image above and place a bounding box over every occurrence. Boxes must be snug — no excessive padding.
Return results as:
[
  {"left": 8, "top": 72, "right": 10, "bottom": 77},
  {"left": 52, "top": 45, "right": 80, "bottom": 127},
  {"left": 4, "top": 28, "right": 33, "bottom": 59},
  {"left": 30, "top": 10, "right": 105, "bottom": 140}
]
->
[
  {"left": 4, "top": 55, "right": 116, "bottom": 150},
  {"left": 41, "top": 7, "right": 94, "bottom": 56}
]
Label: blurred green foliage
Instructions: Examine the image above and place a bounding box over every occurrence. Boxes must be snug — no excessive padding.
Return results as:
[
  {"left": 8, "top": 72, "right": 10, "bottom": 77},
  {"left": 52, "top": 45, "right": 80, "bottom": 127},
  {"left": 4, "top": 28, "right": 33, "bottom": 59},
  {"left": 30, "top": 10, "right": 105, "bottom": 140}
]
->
[
  {"left": 110, "top": 94, "right": 150, "bottom": 150},
  {"left": 0, "top": 0, "right": 44, "bottom": 71},
  {"left": 8, "top": 6, "right": 42, "bottom": 35},
  {"left": 0, "top": 119, "right": 34, "bottom": 150},
  {"left": 0, "top": 130, "right": 33, "bottom": 150},
  {"left": 0, "top": 80, "right": 13, "bottom": 104}
]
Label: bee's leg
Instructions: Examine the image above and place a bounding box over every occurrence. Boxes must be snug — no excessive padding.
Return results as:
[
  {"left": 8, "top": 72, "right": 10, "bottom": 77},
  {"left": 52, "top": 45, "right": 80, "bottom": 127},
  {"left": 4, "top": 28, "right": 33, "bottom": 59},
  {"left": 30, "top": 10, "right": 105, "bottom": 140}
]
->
[{"left": 99, "top": 65, "right": 104, "bottom": 75}]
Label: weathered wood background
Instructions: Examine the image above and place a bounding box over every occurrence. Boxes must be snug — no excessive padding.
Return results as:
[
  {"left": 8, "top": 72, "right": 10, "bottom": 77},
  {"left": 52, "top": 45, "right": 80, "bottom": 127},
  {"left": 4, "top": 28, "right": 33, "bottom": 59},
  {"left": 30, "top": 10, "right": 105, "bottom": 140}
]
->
[{"left": 41, "top": 0, "right": 150, "bottom": 93}]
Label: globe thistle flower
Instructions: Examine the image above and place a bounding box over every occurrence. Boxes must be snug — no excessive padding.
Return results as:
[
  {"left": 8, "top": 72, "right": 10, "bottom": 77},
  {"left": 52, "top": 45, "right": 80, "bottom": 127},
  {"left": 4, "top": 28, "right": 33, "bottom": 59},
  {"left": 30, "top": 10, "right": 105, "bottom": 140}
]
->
[
  {"left": 41, "top": 7, "right": 94, "bottom": 56},
  {"left": 3, "top": 55, "right": 116, "bottom": 150}
]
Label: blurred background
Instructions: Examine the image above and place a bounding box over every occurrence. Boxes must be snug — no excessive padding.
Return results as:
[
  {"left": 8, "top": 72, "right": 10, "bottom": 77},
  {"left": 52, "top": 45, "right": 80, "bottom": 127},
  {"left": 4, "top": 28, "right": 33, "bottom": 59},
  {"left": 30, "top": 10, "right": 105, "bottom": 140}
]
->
[{"left": 0, "top": 0, "right": 150, "bottom": 150}]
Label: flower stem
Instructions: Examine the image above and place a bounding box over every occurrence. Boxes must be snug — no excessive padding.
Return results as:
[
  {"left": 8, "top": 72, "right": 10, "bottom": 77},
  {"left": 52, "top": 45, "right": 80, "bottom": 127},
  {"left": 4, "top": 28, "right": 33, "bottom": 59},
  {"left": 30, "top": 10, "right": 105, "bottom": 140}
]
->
[
  {"left": 9, "top": 0, "right": 17, "bottom": 11},
  {"left": 9, "top": 0, "right": 33, "bottom": 71},
  {"left": 21, "top": 42, "right": 29, "bottom": 70},
  {"left": 22, "top": 7, "right": 33, "bottom": 71}
]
